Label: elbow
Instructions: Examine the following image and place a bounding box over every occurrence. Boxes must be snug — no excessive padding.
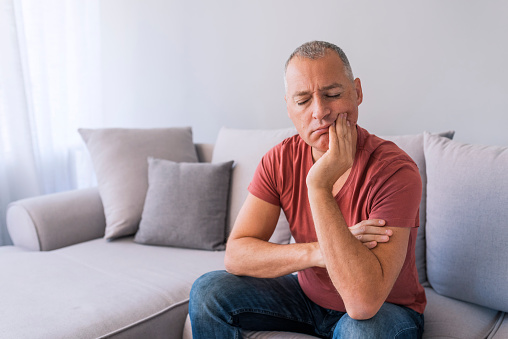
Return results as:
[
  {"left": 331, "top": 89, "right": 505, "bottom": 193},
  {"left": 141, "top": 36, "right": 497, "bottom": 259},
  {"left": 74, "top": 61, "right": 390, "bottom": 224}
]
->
[
  {"left": 224, "top": 257, "right": 236, "bottom": 275},
  {"left": 224, "top": 247, "right": 242, "bottom": 276},
  {"left": 345, "top": 300, "right": 383, "bottom": 321},
  {"left": 346, "top": 308, "right": 378, "bottom": 321}
]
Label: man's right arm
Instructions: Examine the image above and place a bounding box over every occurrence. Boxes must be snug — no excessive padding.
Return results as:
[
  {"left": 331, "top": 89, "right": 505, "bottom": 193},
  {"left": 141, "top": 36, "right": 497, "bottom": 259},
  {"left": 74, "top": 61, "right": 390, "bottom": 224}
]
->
[{"left": 224, "top": 193, "right": 322, "bottom": 278}]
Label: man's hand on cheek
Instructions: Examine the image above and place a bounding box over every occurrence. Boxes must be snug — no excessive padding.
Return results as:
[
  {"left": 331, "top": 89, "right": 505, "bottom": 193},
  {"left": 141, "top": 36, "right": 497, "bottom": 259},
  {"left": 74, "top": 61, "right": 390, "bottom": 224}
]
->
[{"left": 306, "top": 113, "right": 355, "bottom": 192}]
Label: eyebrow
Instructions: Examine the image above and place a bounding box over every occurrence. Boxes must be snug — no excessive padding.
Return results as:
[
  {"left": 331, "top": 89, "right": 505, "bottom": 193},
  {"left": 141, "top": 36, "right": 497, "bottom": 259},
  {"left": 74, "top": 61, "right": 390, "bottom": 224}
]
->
[{"left": 292, "top": 83, "right": 344, "bottom": 98}]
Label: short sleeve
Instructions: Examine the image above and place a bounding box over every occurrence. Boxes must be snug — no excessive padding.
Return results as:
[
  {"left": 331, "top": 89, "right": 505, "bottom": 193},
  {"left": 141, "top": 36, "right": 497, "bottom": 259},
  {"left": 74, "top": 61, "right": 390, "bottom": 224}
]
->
[
  {"left": 369, "top": 161, "right": 422, "bottom": 228},
  {"left": 248, "top": 146, "right": 282, "bottom": 207}
]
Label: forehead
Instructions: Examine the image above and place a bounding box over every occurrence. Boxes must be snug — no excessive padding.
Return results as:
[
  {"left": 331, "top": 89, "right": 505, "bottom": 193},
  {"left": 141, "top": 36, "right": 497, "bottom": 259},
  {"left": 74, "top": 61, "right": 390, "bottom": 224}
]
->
[{"left": 285, "top": 52, "right": 348, "bottom": 95}]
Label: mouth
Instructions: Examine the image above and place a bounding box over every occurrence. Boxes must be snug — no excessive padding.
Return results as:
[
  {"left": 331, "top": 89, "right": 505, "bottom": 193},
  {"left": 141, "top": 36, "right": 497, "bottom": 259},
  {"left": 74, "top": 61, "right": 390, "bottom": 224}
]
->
[{"left": 313, "top": 124, "right": 332, "bottom": 135}]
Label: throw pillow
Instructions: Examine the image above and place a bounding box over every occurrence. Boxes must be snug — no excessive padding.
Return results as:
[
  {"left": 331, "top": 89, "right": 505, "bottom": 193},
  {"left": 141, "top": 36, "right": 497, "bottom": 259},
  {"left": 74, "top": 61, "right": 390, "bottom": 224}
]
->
[
  {"left": 424, "top": 132, "right": 508, "bottom": 312},
  {"left": 79, "top": 127, "right": 198, "bottom": 239},
  {"left": 212, "top": 127, "right": 297, "bottom": 244},
  {"left": 135, "top": 158, "right": 234, "bottom": 250}
]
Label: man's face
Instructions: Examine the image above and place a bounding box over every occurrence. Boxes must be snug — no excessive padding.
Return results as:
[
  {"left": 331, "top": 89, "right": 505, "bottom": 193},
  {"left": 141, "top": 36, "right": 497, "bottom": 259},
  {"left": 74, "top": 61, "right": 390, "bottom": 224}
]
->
[{"left": 285, "top": 51, "right": 363, "bottom": 158}]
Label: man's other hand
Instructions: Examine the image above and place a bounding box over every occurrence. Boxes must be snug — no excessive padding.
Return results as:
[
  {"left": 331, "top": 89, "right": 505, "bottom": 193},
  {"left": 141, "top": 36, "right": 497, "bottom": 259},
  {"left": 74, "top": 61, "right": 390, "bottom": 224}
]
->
[{"left": 349, "top": 219, "right": 391, "bottom": 249}]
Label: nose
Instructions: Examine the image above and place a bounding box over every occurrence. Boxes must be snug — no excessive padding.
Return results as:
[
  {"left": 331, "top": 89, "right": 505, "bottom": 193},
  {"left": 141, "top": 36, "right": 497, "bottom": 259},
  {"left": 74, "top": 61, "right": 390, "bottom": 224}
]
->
[{"left": 311, "top": 97, "right": 331, "bottom": 121}]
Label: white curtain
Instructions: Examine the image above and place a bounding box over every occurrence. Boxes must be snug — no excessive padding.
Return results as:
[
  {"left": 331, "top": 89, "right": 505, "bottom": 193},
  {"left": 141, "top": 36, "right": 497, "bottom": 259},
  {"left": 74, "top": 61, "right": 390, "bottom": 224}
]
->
[{"left": 0, "top": 0, "right": 101, "bottom": 246}]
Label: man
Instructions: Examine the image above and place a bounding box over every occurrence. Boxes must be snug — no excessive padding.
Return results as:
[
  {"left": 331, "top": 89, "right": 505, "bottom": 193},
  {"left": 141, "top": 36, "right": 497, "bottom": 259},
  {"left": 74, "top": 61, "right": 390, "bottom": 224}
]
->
[{"left": 189, "top": 41, "right": 426, "bottom": 338}]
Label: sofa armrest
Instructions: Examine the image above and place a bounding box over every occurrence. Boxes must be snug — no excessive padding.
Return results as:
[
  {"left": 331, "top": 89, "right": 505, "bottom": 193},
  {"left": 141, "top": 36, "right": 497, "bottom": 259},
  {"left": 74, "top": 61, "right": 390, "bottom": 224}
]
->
[{"left": 6, "top": 188, "right": 106, "bottom": 251}]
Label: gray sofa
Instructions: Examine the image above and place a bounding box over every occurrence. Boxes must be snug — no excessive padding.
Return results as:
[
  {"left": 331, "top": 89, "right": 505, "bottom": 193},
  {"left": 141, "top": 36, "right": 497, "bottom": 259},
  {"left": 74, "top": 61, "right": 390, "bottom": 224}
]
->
[{"left": 1, "top": 127, "right": 507, "bottom": 339}]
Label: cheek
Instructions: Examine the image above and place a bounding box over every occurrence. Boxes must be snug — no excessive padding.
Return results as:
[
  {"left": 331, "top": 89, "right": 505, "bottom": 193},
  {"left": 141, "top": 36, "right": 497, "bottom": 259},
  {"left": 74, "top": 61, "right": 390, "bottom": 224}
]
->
[{"left": 288, "top": 111, "right": 310, "bottom": 130}]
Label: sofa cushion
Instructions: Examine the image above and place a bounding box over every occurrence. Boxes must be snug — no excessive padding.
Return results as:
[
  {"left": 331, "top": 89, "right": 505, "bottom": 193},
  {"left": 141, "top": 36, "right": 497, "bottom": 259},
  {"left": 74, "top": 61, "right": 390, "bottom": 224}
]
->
[
  {"left": 0, "top": 245, "right": 28, "bottom": 254},
  {"left": 381, "top": 131, "right": 454, "bottom": 284},
  {"left": 212, "top": 127, "right": 297, "bottom": 244},
  {"left": 423, "top": 287, "right": 502, "bottom": 338},
  {"left": 135, "top": 158, "right": 233, "bottom": 250},
  {"left": 424, "top": 133, "right": 508, "bottom": 312},
  {"left": 0, "top": 237, "right": 225, "bottom": 339},
  {"left": 79, "top": 127, "right": 198, "bottom": 240}
]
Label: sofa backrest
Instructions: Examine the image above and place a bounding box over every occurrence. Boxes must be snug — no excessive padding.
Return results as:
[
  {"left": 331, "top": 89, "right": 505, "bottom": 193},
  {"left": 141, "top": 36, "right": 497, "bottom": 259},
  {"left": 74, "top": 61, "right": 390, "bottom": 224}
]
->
[
  {"left": 209, "top": 127, "right": 298, "bottom": 244},
  {"left": 424, "top": 132, "right": 508, "bottom": 313},
  {"left": 195, "top": 143, "right": 214, "bottom": 163}
]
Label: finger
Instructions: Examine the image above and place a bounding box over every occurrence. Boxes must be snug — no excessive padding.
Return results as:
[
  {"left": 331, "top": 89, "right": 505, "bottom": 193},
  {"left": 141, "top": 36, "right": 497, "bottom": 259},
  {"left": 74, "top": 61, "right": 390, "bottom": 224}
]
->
[
  {"left": 362, "top": 241, "right": 378, "bottom": 249},
  {"left": 328, "top": 120, "right": 338, "bottom": 144},
  {"left": 335, "top": 113, "right": 346, "bottom": 139},
  {"left": 328, "top": 120, "right": 339, "bottom": 154},
  {"left": 349, "top": 219, "right": 386, "bottom": 231},
  {"left": 350, "top": 225, "right": 393, "bottom": 236},
  {"left": 355, "top": 234, "right": 391, "bottom": 243},
  {"left": 360, "top": 219, "right": 386, "bottom": 227},
  {"left": 336, "top": 113, "right": 352, "bottom": 154}
]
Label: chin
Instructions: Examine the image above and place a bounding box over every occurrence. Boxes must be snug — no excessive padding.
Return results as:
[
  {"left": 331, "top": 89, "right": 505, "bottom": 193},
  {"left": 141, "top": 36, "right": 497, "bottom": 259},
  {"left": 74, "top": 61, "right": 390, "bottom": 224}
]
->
[{"left": 312, "top": 134, "right": 329, "bottom": 150}]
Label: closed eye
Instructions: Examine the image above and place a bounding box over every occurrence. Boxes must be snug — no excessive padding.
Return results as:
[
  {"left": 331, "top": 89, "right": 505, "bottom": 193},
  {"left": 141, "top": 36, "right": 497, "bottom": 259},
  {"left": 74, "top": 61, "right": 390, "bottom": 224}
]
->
[
  {"left": 297, "top": 99, "right": 309, "bottom": 106},
  {"left": 327, "top": 93, "right": 341, "bottom": 98}
]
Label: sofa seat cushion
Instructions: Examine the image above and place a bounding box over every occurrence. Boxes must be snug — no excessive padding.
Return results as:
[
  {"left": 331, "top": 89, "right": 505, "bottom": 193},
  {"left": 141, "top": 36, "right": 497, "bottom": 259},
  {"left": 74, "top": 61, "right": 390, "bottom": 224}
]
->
[
  {"left": 423, "top": 287, "right": 503, "bottom": 338},
  {"left": 0, "top": 245, "right": 28, "bottom": 254},
  {"left": 0, "top": 237, "right": 225, "bottom": 339}
]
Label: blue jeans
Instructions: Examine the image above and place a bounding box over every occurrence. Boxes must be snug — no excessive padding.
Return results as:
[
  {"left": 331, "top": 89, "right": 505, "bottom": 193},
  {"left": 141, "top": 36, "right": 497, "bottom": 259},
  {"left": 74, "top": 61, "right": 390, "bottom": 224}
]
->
[{"left": 189, "top": 270, "right": 424, "bottom": 339}]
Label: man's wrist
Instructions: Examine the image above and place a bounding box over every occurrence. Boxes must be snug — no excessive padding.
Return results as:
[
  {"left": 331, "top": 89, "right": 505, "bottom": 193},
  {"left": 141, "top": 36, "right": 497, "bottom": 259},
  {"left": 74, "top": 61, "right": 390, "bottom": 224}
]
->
[
  {"left": 305, "top": 242, "right": 325, "bottom": 268},
  {"left": 307, "top": 185, "right": 334, "bottom": 199}
]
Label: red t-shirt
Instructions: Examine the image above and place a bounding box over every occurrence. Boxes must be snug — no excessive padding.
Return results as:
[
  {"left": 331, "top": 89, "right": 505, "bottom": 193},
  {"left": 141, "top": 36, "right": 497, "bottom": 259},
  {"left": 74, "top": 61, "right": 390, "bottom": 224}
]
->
[{"left": 248, "top": 126, "right": 426, "bottom": 314}]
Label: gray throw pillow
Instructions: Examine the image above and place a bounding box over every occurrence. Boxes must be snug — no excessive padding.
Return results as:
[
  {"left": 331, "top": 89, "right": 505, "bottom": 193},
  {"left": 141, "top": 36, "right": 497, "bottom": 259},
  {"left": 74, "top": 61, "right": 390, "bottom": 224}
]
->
[
  {"left": 424, "top": 132, "right": 508, "bottom": 312},
  {"left": 135, "top": 158, "right": 234, "bottom": 250},
  {"left": 79, "top": 127, "right": 198, "bottom": 239}
]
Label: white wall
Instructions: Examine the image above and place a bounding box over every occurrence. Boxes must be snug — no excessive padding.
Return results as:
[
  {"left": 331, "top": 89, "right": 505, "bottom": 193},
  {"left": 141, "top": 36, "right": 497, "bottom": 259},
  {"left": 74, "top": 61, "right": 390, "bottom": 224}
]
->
[{"left": 100, "top": 0, "right": 508, "bottom": 146}]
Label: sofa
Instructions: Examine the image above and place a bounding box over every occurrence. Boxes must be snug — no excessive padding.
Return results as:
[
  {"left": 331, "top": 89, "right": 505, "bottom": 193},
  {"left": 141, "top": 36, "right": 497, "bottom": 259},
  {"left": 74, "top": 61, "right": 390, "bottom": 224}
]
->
[{"left": 1, "top": 126, "right": 507, "bottom": 339}]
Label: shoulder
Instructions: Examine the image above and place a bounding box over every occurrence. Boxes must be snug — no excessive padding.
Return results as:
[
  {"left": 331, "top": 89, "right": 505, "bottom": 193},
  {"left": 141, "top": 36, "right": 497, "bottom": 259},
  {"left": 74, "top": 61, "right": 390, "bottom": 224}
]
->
[
  {"left": 358, "top": 127, "right": 419, "bottom": 174},
  {"left": 262, "top": 134, "right": 306, "bottom": 164}
]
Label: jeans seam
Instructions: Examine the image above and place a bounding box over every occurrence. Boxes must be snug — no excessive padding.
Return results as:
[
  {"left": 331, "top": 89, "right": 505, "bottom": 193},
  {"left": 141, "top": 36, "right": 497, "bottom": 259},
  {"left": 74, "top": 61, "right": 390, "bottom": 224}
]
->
[
  {"left": 394, "top": 324, "right": 418, "bottom": 338},
  {"left": 231, "top": 308, "right": 313, "bottom": 325}
]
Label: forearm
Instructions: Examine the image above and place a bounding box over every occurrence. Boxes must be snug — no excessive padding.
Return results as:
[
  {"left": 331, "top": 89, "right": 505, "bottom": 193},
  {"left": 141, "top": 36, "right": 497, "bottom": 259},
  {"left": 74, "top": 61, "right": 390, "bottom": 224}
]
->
[
  {"left": 308, "top": 188, "right": 389, "bottom": 316},
  {"left": 225, "top": 237, "right": 320, "bottom": 278}
]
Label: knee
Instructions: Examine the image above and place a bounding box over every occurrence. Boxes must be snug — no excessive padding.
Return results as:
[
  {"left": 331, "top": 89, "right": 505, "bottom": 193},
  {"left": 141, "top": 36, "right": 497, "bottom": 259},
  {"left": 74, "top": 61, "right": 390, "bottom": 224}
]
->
[
  {"left": 334, "top": 314, "right": 375, "bottom": 338},
  {"left": 190, "top": 270, "right": 224, "bottom": 302},
  {"left": 189, "top": 270, "right": 234, "bottom": 314},
  {"left": 334, "top": 304, "right": 422, "bottom": 339}
]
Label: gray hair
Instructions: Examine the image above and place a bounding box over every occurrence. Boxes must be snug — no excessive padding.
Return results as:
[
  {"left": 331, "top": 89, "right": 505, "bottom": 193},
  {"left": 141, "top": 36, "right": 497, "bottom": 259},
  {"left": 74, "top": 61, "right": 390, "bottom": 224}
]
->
[{"left": 284, "top": 41, "right": 354, "bottom": 91}]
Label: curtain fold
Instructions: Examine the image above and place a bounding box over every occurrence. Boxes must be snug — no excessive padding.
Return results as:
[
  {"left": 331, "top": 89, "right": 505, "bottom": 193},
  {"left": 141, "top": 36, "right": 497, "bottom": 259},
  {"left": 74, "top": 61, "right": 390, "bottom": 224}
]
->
[{"left": 0, "top": 0, "right": 101, "bottom": 246}]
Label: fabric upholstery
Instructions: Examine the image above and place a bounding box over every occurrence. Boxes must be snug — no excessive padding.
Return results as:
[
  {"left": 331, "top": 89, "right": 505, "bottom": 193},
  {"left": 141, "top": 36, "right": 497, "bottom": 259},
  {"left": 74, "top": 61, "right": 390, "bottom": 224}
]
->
[
  {"left": 424, "top": 133, "right": 508, "bottom": 312},
  {"left": 135, "top": 159, "right": 233, "bottom": 250},
  {"left": 7, "top": 188, "right": 105, "bottom": 251},
  {"left": 79, "top": 127, "right": 198, "bottom": 239},
  {"left": 212, "top": 127, "right": 297, "bottom": 244},
  {"left": 380, "top": 131, "right": 454, "bottom": 284},
  {"left": 0, "top": 245, "right": 28, "bottom": 254},
  {"left": 492, "top": 314, "right": 508, "bottom": 338},
  {"left": 422, "top": 287, "right": 502, "bottom": 338},
  {"left": 0, "top": 237, "right": 225, "bottom": 339}
]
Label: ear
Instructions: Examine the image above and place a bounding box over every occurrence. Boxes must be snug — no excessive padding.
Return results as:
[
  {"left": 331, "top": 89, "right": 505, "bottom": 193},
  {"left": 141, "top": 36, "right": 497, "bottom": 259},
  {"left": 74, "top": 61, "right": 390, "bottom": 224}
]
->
[{"left": 354, "top": 78, "right": 363, "bottom": 106}]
